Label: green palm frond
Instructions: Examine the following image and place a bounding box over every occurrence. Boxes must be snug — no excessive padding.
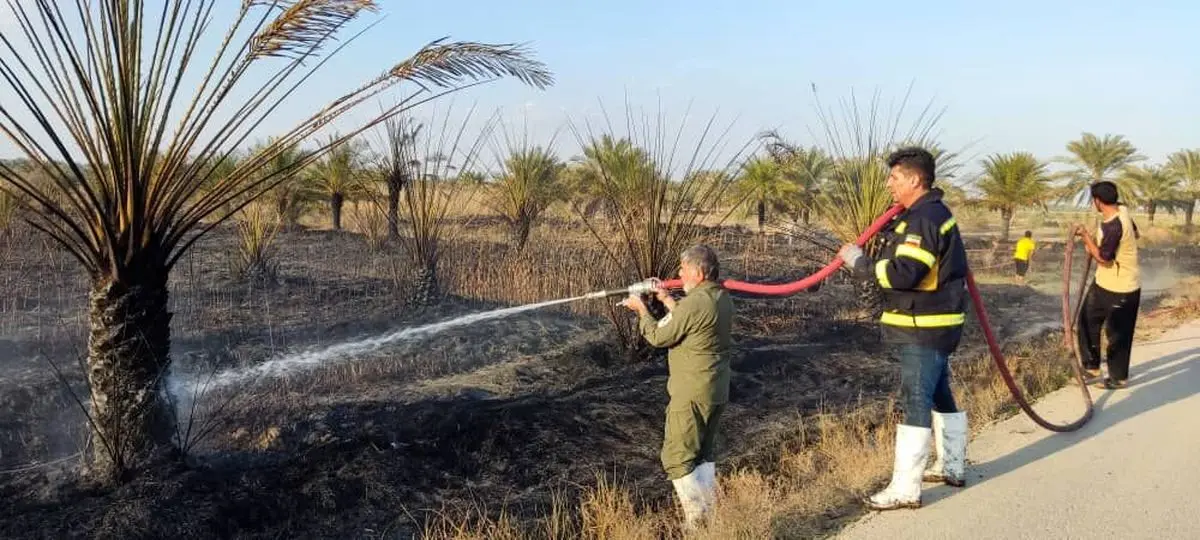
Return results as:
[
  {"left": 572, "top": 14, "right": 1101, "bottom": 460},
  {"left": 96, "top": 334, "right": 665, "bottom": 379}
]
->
[
  {"left": 1121, "top": 165, "right": 1186, "bottom": 220},
  {"left": 768, "top": 84, "right": 950, "bottom": 244},
  {"left": 976, "top": 152, "right": 1052, "bottom": 212},
  {"left": 1057, "top": 133, "right": 1144, "bottom": 205},
  {"left": 1167, "top": 149, "right": 1200, "bottom": 199},
  {"left": 566, "top": 103, "right": 753, "bottom": 283},
  {"left": 308, "top": 134, "right": 368, "bottom": 198},
  {"left": 732, "top": 156, "right": 799, "bottom": 227}
]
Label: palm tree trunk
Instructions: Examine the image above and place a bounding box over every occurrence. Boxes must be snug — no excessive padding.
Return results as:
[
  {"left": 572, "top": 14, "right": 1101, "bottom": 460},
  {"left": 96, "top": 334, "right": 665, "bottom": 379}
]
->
[
  {"left": 1148, "top": 201, "right": 1156, "bottom": 225},
  {"left": 275, "top": 195, "right": 290, "bottom": 231},
  {"left": 1185, "top": 200, "right": 1195, "bottom": 235},
  {"left": 85, "top": 266, "right": 177, "bottom": 484},
  {"left": 1000, "top": 208, "right": 1013, "bottom": 242},
  {"left": 387, "top": 176, "right": 402, "bottom": 241},
  {"left": 331, "top": 192, "right": 344, "bottom": 231},
  {"left": 409, "top": 263, "right": 440, "bottom": 307},
  {"left": 757, "top": 200, "right": 766, "bottom": 234},
  {"left": 512, "top": 218, "right": 531, "bottom": 252}
]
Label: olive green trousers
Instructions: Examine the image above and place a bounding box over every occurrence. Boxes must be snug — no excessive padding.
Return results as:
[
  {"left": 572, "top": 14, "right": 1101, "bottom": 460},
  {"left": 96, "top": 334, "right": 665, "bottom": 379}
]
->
[{"left": 661, "top": 400, "right": 725, "bottom": 480}]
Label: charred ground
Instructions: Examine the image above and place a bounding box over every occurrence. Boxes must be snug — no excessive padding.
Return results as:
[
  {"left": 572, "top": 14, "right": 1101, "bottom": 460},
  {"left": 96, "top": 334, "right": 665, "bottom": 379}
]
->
[{"left": 1, "top": 221, "right": 1196, "bottom": 539}]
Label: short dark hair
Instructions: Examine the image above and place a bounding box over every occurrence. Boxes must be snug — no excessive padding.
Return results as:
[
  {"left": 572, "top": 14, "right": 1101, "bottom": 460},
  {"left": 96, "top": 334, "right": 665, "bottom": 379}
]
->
[
  {"left": 1024, "top": 230, "right": 1032, "bottom": 238},
  {"left": 886, "top": 147, "right": 937, "bottom": 188},
  {"left": 680, "top": 244, "right": 720, "bottom": 281},
  {"left": 1090, "top": 181, "right": 1120, "bottom": 205}
]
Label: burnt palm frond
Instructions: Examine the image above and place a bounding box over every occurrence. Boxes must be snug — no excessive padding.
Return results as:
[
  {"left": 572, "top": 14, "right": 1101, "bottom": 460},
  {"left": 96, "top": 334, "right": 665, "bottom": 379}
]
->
[{"left": 249, "top": 0, "right": 379, "bottom": 60}]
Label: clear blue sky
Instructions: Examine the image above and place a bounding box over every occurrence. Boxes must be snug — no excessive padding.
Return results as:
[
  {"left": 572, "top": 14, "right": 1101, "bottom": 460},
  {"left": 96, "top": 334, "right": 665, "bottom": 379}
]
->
[
  {"left": 345, "top": 0, "right": 1199, "bottom": 177},
  {"left": 2, "top": 1, "right": 1198, "bottom": 180}
]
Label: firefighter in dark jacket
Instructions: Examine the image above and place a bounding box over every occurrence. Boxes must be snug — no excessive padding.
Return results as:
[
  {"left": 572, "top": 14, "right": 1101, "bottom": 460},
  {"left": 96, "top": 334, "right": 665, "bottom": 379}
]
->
[{"left": 836, "top": 147, "right": 970, "bottom": 511}]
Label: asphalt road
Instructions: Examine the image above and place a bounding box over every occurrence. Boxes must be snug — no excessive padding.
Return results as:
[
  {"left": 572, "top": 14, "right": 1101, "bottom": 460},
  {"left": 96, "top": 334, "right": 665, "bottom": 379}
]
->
[{"left": 837, "top": 319, "right": 1200, "bottom": 540}]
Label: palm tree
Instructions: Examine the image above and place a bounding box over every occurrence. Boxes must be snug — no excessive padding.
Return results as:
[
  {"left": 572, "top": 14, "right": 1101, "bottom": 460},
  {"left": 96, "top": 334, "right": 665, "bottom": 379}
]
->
[
  {"left": 391, "top": 106, "right": 497, "bottom": 307},
  {"left": 1058, "top": 133, "right": 1143, "bottom": 204},
  {"left": 566, "top": 106, "right": 751, "bottom": 360},
  {"left": 0, "top": 1, "right": 551, "bottom": 484},
  {"left": 250, "top": 139, "right": 315, "bottom": 230},
  {"left": 486, "top": 145, "right": 564, "bottom": 251},
  {"left": 570, "top": 136, "right": 658, "bottom": 228},
  {"left": 308, "top": 134, "right": 367, "bottom": 231},
  {"left": 760, "top": 137, "right": 829, "bottom": 225},
  {"left": 375, "top": 116, "right": 424, "bottom": 240},
  {"left": 818, "top": 155, "right": 894, "bottom": 243},
  {"left": 939, "top": 182, "right": 972, "bottom": 209},
  {"left": 1122, "top": 165, "right": 1183, "bottom": 225},
  {"left": 1167, "top": 149, "right": 1200, "bottom": 233},
  {"left": 771, "top": 84, "right": 949, "bottom": 248},
  {"left": 779, "top": 84, "right": 950, "bottom": 312},
  {"left": 976, "top": 152, "right": 1052, "bottom": 241},
  {"left": 733, "top": 156, "right": 796, "bottom": 233}
]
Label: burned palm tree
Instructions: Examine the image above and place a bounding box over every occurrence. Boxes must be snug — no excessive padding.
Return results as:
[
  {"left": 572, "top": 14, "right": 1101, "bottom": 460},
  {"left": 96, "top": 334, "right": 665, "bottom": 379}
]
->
[
  {"left": 375, "top": 116, "right": 425, "bottom": 241},
  {"left": 391, "top": 105, "right": 496, "bottom": 307},
  {"left": 0, "top": 1, "right": 551, "bottom": 484}
]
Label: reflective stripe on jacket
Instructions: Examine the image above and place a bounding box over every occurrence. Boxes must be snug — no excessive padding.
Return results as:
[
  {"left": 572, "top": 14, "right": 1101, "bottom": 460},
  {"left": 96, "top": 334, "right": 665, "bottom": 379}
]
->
[{"left": 854, "top": 188, "right": 969, "bottom": 352}]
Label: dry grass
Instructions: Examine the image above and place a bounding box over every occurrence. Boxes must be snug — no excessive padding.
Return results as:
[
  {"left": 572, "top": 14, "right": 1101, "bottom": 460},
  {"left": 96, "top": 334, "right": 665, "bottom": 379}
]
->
[
  {"left": 1136, "top": 276, "right": 1200, "bottom": 339},
  {"left": 5, "top": 164, "right": 1197, "bottom": 539},
  {"left": 233, "top": 202, "right": 282, "bottom": 281},
  {"left": 0, "top": 191, "right": 18, "bottom": 231},
  {"left": 415, "top": 327, "right": 1082, "bottom": 539},
  {"left": 438, "top": 238, "right": 619, "bottom": 316},
  {"left": 345, "top": 200, "right": 389, "bottom": 251}
]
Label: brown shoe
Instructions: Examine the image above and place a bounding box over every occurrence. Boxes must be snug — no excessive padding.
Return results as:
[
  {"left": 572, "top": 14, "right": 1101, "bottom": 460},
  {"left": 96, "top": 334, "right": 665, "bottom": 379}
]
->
[{"left": 1093, "top": 378, "right": 1127, "bottom": 390}]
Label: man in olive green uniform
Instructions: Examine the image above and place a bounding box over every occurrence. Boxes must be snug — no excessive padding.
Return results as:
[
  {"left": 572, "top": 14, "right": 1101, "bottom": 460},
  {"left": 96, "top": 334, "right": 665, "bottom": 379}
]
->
[{"left": 620, "top": 244, "right": 733, "bottom": 530}]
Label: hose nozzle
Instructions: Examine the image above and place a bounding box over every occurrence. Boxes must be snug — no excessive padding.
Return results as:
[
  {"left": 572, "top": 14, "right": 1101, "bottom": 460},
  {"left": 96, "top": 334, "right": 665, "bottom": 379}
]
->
[{"left": 583, "top": 278, "right": 662, "bottom": 300}]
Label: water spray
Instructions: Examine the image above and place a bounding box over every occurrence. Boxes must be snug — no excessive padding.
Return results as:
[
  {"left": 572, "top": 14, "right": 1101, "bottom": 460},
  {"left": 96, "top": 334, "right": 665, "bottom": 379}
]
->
[
  {"left": 172, "top": 295, "right": 587, "bottom": 396},
  {"left": 179, "top": 205, "right": 1095, "bottom": 436}
]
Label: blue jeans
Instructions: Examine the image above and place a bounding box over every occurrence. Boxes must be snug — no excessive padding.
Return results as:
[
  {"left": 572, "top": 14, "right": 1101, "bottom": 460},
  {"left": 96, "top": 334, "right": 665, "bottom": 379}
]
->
[{"left": 897, "top": 343, "right": 958, "bottom": 428}]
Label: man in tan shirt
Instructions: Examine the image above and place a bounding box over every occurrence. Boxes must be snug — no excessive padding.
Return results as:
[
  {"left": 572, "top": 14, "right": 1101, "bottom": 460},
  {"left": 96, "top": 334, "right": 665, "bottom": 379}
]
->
[
  {"left": 1073, "top": 181, "right": 1141, "bottom": 389},
  {"left": 620, "top": 244, "right": 733, "bottom": 530}
]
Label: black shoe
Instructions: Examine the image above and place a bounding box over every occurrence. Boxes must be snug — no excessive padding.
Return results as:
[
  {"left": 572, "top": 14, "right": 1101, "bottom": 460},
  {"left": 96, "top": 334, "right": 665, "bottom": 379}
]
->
[{"left": 1094, "top": 378, "right": 1127, "bottom": 390}]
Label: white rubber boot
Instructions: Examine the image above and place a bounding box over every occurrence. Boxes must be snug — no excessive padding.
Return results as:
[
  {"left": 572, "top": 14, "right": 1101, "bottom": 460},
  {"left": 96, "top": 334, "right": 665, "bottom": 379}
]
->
[
  {"left": 865, "top": 424, "right": 931, "bottom": 510},
  {"left": 923, "top": 412, "right": 946, "bottom": 483},
  {"left": 672, "top": 465, "right": 710, "bottom": 530},
  {"left": 924, "top": 411, "right": 967, "bottom": 486},
  {"left": 696, "top": 462, "right": 717, "bottom": 516}
]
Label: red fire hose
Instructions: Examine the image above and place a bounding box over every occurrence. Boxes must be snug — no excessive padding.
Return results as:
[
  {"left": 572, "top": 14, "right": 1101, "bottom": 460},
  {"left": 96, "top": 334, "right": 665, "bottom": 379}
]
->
[{"left": 661, "top": 204, "right": 1094, "bottom": 433}]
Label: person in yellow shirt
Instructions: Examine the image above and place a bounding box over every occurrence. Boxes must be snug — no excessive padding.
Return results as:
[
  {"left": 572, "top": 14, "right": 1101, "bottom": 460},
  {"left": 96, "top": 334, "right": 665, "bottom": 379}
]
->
[{"left": 1012, "top": 231, "right": 1036, "bottom": 284}]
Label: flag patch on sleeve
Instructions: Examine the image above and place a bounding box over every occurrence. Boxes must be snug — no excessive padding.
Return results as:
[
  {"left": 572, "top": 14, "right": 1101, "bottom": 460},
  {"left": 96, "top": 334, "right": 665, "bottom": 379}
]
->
[{"left": 904, "top": 234, "right": 922, "bottom": 246}]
